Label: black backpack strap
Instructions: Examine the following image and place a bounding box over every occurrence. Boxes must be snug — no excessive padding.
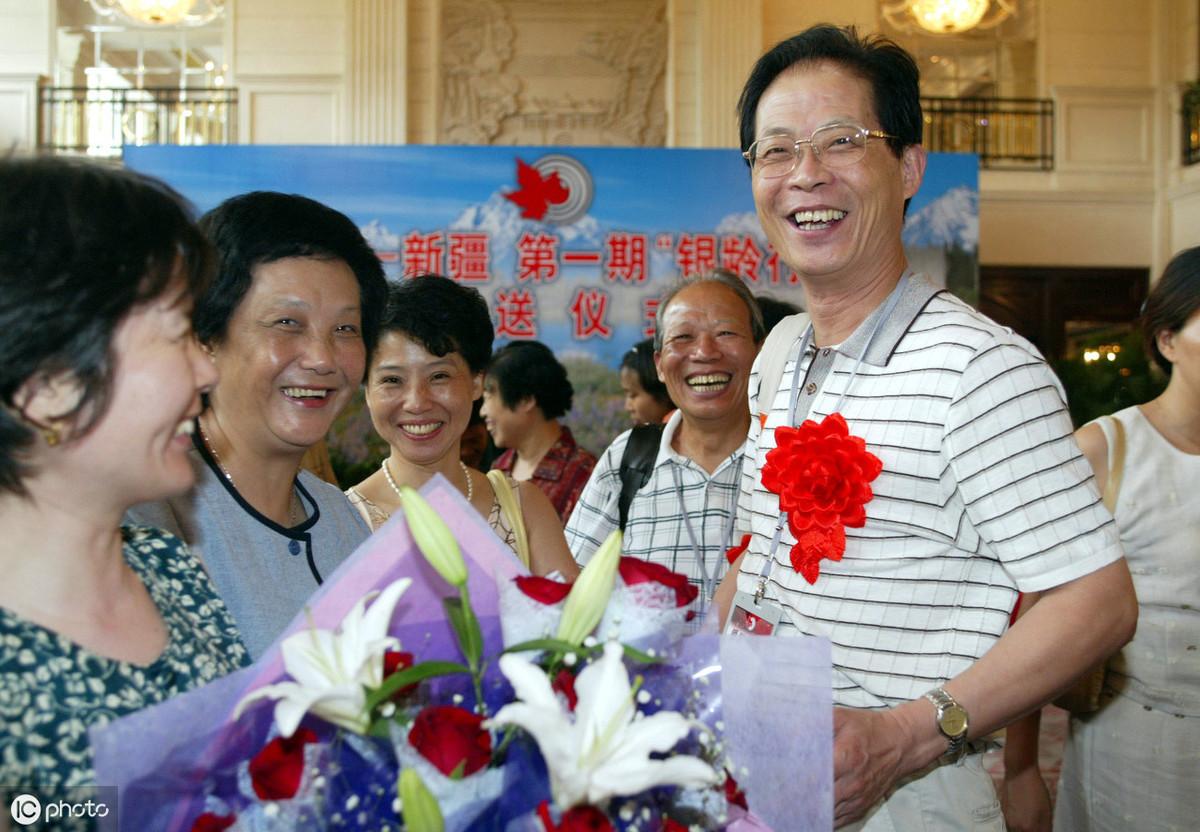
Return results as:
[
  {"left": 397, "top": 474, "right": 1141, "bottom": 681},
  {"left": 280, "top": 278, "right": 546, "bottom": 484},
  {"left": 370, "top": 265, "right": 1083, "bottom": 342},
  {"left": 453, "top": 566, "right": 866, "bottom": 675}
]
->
[{"left": 617, "top": 423, "right": 664, "bottom": 532}]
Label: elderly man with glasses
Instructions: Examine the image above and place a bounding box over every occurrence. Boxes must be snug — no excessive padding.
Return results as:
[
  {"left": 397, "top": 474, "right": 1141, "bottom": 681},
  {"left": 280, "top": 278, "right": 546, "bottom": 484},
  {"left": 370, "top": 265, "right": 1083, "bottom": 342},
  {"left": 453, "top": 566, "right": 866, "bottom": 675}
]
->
[{"left": 715, "top": 24, "right": 1137, "bottom": 830}]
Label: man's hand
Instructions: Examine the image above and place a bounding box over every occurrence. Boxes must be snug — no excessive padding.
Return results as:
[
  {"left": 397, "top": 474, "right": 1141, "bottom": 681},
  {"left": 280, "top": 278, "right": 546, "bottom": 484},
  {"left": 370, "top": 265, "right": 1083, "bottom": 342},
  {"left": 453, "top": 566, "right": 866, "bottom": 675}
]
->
[{"left": 832, "top": 706, "right": 914, "bottom": 827}]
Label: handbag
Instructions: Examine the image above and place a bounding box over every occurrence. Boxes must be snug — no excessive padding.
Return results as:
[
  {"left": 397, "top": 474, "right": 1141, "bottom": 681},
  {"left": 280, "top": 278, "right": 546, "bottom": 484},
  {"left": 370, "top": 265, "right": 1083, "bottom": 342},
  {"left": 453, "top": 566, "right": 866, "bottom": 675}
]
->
[
  {"left": 1051, "top": 414, "right": 1126, "bottom": 714},
  {"left": 486, "top": 470, "right": 532, "bottom": 570}
]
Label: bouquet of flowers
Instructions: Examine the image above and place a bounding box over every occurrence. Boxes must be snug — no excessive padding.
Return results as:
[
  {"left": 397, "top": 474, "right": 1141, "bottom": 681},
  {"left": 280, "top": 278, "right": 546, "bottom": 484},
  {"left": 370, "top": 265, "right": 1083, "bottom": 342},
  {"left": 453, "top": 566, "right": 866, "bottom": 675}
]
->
[{"left": 92, "top": 477, "right": 832, "bottom": 831}]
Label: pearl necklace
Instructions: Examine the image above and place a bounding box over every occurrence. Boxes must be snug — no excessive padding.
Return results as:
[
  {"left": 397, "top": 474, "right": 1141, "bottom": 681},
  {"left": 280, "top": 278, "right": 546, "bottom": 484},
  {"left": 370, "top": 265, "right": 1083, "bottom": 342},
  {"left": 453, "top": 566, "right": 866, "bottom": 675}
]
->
[
  {"left": 382, "top": 458, "right": 474, "bottom": 504},
  {"left": 198, "top": 420, "right": 303, "bottom": 525}
]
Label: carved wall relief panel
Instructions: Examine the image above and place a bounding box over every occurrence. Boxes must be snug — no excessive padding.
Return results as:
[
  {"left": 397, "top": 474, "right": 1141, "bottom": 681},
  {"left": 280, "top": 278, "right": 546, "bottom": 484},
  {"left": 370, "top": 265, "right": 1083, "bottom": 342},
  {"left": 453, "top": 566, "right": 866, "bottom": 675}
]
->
[
  {"left": 440, "top": 0, "right": 667, "bottom": 146},
  {"left": 441, "top": 0, "right": 522, "bottom": 143}
]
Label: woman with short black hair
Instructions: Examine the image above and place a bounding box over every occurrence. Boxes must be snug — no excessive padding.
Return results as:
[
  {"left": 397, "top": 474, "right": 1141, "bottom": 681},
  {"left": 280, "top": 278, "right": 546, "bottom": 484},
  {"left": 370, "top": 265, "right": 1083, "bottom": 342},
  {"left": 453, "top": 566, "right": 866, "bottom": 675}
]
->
[
  {"left": 347, "top": 277, "right": 577, "bottom": 578},
  {"left": 0, "top": 157, "right": 248, "bottom": 817},
  {"left": 127, "top": 190, "right": 388, "bottom": 659},
  {"left": 482, "top": 340, "right": 598, "bottom": 522}
]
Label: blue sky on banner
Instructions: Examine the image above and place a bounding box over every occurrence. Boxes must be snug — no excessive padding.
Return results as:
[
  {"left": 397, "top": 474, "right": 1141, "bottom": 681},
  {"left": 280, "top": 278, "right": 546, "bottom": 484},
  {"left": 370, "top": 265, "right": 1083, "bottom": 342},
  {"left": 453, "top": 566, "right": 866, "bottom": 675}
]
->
[{"left": 126, "top": 145, "right": 977, "bottom": 366}]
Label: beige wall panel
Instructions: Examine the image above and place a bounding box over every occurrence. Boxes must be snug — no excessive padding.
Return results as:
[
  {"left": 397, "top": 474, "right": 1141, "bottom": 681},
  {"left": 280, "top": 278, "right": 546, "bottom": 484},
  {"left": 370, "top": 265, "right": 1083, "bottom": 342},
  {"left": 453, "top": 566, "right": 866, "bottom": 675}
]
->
[
  {"left": 1168, "top": 185, "right": 1200, "bottom": 252},
  {"left": 1044, "top": 34, "right": 1151, "bottom": 89},
  {"left": 1043, "top": 0, "right": 1153, "bottom": 89},
  {"left": 1170, "top": 0, "right": 1198, "bottom": 81},
  {"left": 0, "top": 79, "right": 38, "bottom": 151},
  {"left": 980, "top": 194, "right": 1152, "bottom": 266},
  {"left": 406, "top": 0, "right": 439, "bottom": 143},
  {"left": 762, "top": 0, "right": 878, "bottom": 43},
  {"left": 0, "top": 0, "right": 50, "bottom": 75},
  {"left": 246, "top": 87, "right": 341, "bottom": 143},
  {"left": 1056, "top": 88, "right": 1153, "bottom": 170},
  {"left": 235, "top": 0, "right": 347, "bottom": 77}
]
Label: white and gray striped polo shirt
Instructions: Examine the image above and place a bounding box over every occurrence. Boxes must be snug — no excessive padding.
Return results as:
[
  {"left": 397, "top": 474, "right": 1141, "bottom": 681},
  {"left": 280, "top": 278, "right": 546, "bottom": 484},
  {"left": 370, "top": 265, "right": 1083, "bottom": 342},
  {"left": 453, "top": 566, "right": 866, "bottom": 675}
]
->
[
  {"left": 735, "top": 274, "right": 1124, "bottom": 708},
  {"left": 567, "top": 409, "right": 743, "bottom": 619}
]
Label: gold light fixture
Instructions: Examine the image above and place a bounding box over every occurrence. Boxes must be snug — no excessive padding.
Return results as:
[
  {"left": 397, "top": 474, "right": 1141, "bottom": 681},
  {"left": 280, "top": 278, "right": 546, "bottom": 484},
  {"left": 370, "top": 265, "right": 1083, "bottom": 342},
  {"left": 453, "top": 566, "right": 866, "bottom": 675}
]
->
[
  {"left": 87, "top": 0, "right": 225, "bottom": 27},
  {"left": 883, "top": 0, "right": 1016, "bottom": 35}
]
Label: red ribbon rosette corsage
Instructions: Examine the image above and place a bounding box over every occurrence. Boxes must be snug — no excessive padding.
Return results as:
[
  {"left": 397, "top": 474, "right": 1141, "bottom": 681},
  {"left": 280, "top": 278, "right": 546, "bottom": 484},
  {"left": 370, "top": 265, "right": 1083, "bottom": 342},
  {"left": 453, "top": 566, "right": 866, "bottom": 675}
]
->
[{"left": 761, "top": 412, "right": 882, "bottom": 584}]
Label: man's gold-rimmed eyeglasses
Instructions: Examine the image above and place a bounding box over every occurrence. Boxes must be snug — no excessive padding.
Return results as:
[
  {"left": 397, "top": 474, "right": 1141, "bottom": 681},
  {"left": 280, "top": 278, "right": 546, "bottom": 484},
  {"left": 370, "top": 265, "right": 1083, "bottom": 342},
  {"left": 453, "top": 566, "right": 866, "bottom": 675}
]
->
[{"left": 743, "top": 124, "right": 895, "bottom": 178}]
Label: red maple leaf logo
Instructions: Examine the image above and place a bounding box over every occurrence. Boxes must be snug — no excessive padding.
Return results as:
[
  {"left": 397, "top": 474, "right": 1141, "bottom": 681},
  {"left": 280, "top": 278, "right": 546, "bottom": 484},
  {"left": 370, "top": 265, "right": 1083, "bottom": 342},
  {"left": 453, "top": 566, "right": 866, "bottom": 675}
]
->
[{"left": 504, "top": 158, "right": 570, "bottom": 221}]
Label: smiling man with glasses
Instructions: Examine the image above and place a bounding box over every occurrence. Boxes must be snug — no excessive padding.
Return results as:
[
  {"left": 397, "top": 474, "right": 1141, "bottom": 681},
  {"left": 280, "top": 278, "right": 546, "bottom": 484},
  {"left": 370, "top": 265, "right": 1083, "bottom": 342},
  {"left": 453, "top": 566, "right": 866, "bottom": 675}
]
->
[{"left": 716, "top": 24, "right": 1137, "bottom": 831}]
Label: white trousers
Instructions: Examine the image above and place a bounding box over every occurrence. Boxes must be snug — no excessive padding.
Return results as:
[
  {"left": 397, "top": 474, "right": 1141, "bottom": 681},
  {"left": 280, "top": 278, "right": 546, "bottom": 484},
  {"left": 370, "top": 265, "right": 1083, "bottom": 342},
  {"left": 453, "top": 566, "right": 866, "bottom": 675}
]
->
[{"left": 841, "top": 753, "right": 1004, "bottom": 832}]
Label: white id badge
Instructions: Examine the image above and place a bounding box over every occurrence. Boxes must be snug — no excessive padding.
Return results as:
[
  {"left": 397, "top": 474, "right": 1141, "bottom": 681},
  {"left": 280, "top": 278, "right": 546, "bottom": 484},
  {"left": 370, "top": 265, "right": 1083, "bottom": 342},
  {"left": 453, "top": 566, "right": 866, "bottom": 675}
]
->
[{"left": 725, "top": 589, "right": 784, "bottom": 636}]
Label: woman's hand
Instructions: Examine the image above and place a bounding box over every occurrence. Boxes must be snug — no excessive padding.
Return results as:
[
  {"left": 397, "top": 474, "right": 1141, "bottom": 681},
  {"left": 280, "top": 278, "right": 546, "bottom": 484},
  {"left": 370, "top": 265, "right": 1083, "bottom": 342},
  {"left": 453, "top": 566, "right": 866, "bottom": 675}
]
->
[{"left": 1000, "top": 766, "right": 1052, "bottom": 832}]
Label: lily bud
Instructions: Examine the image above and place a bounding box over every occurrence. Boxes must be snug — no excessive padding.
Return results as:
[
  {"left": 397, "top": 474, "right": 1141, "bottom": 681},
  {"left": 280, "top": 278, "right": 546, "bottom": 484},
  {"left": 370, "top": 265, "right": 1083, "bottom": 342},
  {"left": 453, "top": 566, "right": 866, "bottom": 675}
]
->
[
  {"left": 556, "top": 530, "right": 622, "bottom": 645},
  {"left": 398, "top": 768, "right": 444, "bottom": 832},
  {"left": 401, "top": 485, "right": 468, "bottom": 587}
]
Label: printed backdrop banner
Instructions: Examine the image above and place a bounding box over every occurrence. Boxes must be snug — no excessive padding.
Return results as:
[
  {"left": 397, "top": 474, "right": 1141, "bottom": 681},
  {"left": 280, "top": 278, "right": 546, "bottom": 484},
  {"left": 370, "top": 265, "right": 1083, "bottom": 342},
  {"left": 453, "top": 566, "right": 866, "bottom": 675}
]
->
[{"left": 125, "top": 145, "right": 979, "bottom": 369}]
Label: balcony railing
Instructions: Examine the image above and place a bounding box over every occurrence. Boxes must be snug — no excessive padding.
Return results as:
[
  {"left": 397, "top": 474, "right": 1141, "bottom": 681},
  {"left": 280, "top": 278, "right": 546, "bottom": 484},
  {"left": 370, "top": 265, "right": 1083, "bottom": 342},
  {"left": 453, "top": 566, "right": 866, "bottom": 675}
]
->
[
  {"left": 922, "top": 97, "right": 1054, "bottom": 171},
  {"left": 39, "top": 86, "right": 237, "bottom": 158},
  {"left": 1182, "top": 89, "right": 1200, "bottom": 166}
]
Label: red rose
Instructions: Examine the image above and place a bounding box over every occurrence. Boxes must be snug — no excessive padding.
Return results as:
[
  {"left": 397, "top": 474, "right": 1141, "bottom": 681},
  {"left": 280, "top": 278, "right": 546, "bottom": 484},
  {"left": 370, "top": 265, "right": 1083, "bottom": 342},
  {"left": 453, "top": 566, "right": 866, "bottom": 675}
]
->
[
  {"left": 723, "top": 768, "right": 748, "bottom": 810},
  {"left": 618, "top": 557, "right": 699, "bottom": 607},
  {"left": 383, "top": 650, "right": 418, "bottom": 698},
  {"left": 559, "top": 806, "right": 614, "bottom": 832},
  {"left": 761, "top": 412, "right": 882, "bottom": 584},
  {"left": 408, "top": 705, "right": 492, "bottom": 777},
  {"left": 516, "top": 575, "right": 573, "bottom": 605},
  {"left": 552, "top": 668, "right": 578, "bottom": 711},
  {"left": 537, "top": 801, "right": 615, "bottom": 832},
  {"left": 190, "top": 813, "right": 236, "bottom": 832},
  {"left": 248, "top": 727, "right": 318, "bottom": 800},
  {"left": 662, "top": 820, "right": 688, "bottom": 832}
]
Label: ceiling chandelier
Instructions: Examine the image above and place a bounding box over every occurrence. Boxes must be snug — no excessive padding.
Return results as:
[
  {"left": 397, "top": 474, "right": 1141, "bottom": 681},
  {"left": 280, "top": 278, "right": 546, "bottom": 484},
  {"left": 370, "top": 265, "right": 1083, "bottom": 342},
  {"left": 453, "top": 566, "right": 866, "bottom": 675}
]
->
[
  {"left": 882, "top": 0, "right": 1016, "bottom": 35},
  {"left": 86, "top": 0, "right": 226, "bottom": 27}
]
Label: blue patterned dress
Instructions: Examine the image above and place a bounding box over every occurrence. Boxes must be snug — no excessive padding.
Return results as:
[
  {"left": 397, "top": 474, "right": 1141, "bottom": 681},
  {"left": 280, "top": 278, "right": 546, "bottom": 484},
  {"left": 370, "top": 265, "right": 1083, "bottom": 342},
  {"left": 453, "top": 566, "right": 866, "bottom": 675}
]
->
[{"left": 0, "top": 525, "right": 249, "bottom": 829}]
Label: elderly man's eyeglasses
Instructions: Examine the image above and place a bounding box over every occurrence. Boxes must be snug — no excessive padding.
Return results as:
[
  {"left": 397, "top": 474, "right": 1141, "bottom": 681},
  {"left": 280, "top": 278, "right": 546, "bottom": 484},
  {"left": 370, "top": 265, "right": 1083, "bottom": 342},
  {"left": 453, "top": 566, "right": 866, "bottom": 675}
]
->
[{"left": 743, "top": 124, "right": 895, "bottom": 178}]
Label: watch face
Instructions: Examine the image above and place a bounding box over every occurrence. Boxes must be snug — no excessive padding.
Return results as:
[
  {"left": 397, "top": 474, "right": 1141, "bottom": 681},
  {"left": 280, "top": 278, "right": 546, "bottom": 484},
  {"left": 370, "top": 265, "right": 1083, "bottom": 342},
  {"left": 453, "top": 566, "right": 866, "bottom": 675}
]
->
[{"left": 940, "top": 706, "right": 968, "bottom": 737}]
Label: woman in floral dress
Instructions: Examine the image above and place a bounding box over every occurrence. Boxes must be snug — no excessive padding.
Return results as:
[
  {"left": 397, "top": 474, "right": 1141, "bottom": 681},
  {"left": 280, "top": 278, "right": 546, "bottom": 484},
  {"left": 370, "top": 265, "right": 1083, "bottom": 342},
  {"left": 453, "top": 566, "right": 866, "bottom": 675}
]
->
[{"left": 0, "top": 157, "right": 249, "bottom": 829}]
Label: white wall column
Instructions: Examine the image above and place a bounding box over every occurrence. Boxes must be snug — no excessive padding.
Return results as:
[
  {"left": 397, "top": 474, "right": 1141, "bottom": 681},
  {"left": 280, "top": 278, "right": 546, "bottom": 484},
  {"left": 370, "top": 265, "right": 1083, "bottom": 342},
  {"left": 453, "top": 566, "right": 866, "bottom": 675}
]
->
[
  {"left": 0, "top": 0, "right": 52, "bottom": 152},
  {"left": 347, "top": 0, "right": 407, "bottom": 144},
  {"left": 667, "top": 0, "right": 760, "bottom": 148}
]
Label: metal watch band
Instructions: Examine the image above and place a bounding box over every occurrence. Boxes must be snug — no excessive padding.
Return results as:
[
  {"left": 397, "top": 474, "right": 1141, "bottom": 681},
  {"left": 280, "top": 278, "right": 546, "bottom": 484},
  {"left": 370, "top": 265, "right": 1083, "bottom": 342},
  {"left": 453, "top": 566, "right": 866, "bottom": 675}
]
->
[{"left": 923, "top": 687, "right": 968, "bottom": 762}]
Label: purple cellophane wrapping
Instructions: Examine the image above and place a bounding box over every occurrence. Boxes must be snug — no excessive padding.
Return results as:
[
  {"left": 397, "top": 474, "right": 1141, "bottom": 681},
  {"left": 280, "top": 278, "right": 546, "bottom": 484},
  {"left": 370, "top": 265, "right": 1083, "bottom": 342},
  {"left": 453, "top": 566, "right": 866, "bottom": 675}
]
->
[
  {"left": 720, "top": 633, "right": 832, "bottom": 831},
  {"left": 91, "top": 473, "right": 834, "bottom": 831},
  {"left": 90, "top": 475, "right": 523, "bottom": 832}
]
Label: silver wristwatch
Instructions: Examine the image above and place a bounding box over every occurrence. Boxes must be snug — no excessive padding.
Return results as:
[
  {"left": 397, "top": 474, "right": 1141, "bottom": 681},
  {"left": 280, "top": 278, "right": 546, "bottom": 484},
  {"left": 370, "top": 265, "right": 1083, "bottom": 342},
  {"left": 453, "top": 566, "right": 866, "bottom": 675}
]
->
[{"left": 923, "top": 687, "right": 969, "bottom": 763}]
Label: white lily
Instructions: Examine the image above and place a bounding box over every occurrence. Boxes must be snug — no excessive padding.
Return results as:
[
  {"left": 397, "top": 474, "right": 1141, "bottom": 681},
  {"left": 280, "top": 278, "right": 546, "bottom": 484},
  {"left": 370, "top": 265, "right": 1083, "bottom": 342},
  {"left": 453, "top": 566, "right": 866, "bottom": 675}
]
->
[
  {"left": 487, "top": 641, "right": 717, "bottom": 808},
  {"left": 556, "top": 529, "right": 622, "bottom": 645},
  {"left": 234, "top": 577, "right": 413, "bottom": 737}
]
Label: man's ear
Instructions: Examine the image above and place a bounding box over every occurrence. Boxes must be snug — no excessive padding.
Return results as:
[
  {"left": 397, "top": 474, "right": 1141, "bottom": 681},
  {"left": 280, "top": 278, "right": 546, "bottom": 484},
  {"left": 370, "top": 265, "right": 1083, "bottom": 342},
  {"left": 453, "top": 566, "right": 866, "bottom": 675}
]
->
[
  {"left": 516, "top": 395, "right": 538, "bottom": 415},
  {"left": 901, "top": 144, "right": 927, "bottom": 200},
  {"left": 471, "top": 372, "right": 484, "bottom": 401},
  {"left": 654, "top": 350, "right": 664, "bottom": 383}
]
